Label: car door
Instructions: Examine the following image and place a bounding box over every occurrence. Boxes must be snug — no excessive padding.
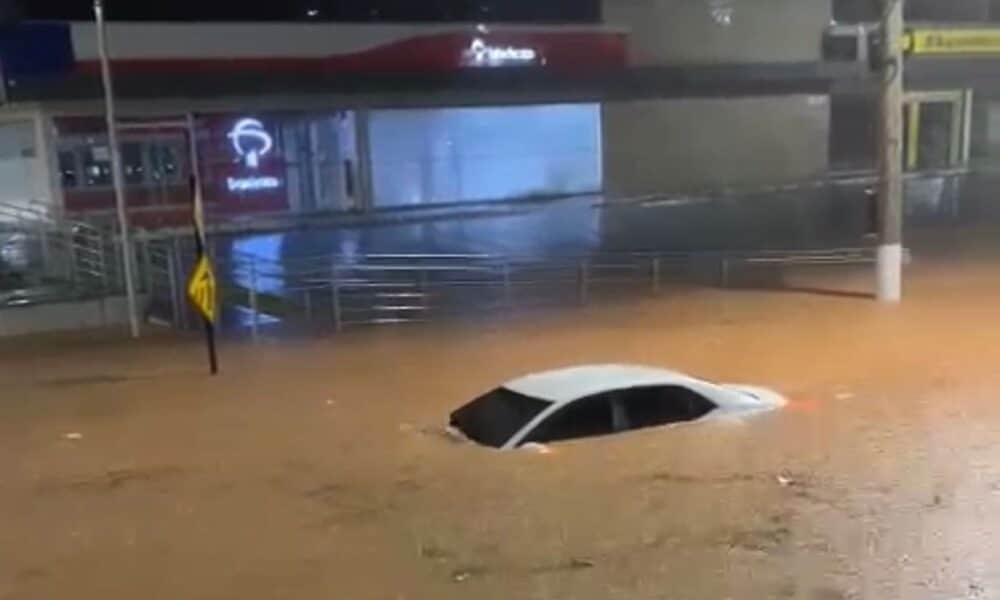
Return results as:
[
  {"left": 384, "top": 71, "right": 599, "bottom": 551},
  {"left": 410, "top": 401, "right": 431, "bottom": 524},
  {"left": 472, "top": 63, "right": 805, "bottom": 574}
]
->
[
  {"left": 515, "top": 393, "right": 615, "bottom": 447},
  {"left": 620, "top": 385, "right": 718, "bottom": 431}
]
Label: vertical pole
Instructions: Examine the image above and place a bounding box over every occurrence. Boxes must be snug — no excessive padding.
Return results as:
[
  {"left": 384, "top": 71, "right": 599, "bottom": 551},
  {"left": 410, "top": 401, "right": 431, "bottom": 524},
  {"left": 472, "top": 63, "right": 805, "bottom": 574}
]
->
[
  {"left": 172, "top": 236, "right": 188, "bottom": 328},
  {"left": 139, "top": 238, "right": 152, "bottom": 294},
  {"left": 331, "top": 264, "right": 343, "bottom": 332},
  {"left": 167, "top": 247, "right": 182, "bottom": 328},
  {"left": 186, "top": 113, "right": 205, "bottom": 233},
  {"left": 652, "top": 257, "right": 661, "bottom": 294},
  {"left": 98, "top": 232, "right": 109, "bottom": 294},
  {"left": 578, "top": 260, "right": 590, "bottom": 305},
  {"left": 502, "top": 263, "right": 513, "bottom": 308},
  {"left": 38, "top": 223, "right": 51, "bottom": 279},
  {"left": 332, "top": 285, "right": 343, "bottom": 332},
  {"left": 877, "top": 0, "right": 905, "bottom": 303},
  {"left": 354, "top": 109, "right": 375, "bottom": 212},
  {"left": 905, "top": 102, "right": 920, "bottom": 171},
  {"left": 94, "top": 0, "right": 140, "bottom": 337},
  {"left": 249, "top": 260, "right": 259, "bottom": 342}
]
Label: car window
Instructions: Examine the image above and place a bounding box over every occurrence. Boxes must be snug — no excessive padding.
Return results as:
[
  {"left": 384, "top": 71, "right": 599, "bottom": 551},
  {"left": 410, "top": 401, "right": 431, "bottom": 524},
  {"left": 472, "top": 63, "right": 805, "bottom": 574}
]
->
[
  {"left": 519, "top": 385, "right": 718, "bottom": 446},
  {"left": 520, "top": 394, "right": 614, "bottom": 445},
  {"left": 622, "top": 386, "right": 718, "bottom": 430},
  {"left": 450, "top": 388, "right": 551, "bottom": 449}
]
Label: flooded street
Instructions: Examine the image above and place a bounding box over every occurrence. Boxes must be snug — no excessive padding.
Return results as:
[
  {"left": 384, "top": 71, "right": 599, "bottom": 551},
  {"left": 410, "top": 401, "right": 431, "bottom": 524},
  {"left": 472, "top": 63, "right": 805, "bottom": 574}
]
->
[{"left": 3, "top": 235, "right": 1000, "bottom": 600}]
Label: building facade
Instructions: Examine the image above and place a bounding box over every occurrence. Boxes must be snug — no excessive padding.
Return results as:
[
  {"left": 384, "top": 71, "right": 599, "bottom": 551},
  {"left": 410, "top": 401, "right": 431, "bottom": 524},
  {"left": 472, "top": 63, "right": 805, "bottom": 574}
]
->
[{"left": 0, "top": 0, "right": 998, "bottom": 240}]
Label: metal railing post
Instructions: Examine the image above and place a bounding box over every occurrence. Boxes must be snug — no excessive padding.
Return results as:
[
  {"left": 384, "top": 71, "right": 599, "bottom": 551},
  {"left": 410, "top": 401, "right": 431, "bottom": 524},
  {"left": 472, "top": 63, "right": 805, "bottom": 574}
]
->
[
  {"left": 303, "top": 289, "right": 313, "bottom": 321},
  {"left": 166, "top": 247, "right": 182, "bottom": 328},
  {"left": 139, "top": 239, "right": 152, "bottom": 294},
  {"left": 578, "top": 260, "right": 590, "bottom": 305},
  {"left": 248, "top": 260, "right": 259, "bottom": 342},
  {"left": 38, "top": 223, "right": 52, "bottom": 279},
  {"left": 720, "top": 257, "right": 730, "bottom": 288},
  {"left": 332, "top": 283, "right": 343, "bottom": 332},
  {"left": 98, "top": 234, "right": 110, "bottom": 295},
  {"left": 172, "top": 236, "right": 189, "bottom": 328},
  {"left": 502, "top": 263, "right": 513, "bottom": 308},
  {"left": 652, "top": 257, "right": 661, "bottom": 294},
  {"left": 331, "top": 265, "right": 343, "bottom": 332},
  {"left": 68, "top": 233, "right": 80, "bottom": 288}
]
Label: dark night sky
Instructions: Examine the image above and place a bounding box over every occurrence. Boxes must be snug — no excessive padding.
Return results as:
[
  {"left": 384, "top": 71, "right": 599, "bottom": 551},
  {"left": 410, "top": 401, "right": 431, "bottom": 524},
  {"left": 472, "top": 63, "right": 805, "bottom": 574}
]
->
[{"left": 21, "top": 0, "right": 601, "bottom": 22}]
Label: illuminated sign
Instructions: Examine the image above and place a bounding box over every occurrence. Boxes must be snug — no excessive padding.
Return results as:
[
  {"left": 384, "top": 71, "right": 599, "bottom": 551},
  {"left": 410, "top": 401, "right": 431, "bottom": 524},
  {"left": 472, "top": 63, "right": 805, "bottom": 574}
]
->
[
  {"left": 462, "top": 38, "right": 538, "bottom": 67},
  {"left": 228, "top": 118, "right": 273, "bottom": 168},
  {"left": 907, "top": 28, "right": 1000, "bottom": 55},
  {"left": 227, "top": 176, "right": 281, "bottom": 192},
  {"left": 225, "top": 118, "right": 282, "bottom": 193}
]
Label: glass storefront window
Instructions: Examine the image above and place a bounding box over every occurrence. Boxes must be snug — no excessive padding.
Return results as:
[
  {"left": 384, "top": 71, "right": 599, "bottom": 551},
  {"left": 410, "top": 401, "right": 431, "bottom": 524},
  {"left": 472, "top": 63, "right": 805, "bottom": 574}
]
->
[
  {"left": 57, "top": 136, "right": 188, "bottom": 190},
  {"left": 369, "top": 104, "right": 602, "bottom": 208},
  {"left": 149, "top": 142, "right": 181, "bottom": 184},
  {"left": 122, "top": 142, "right": 145, "bottom": 185}
]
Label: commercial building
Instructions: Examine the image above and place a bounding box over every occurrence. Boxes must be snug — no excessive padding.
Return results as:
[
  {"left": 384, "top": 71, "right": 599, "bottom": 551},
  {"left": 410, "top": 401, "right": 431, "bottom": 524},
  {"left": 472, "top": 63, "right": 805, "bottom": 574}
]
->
[{"left": 0, "top": 0, "right": 998, "bottom": 241}]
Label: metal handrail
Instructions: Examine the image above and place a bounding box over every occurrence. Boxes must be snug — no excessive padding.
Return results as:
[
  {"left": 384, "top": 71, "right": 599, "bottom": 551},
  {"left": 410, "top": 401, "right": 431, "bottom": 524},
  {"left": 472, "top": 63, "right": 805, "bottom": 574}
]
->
[{"left": 143, "top": 231, "right": 875, "bottom": 339}]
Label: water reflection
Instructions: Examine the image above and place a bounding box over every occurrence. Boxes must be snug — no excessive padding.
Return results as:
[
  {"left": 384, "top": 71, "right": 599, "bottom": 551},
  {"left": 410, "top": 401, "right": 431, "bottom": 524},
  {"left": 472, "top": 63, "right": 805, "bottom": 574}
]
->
[{"left": 215, "top": 174, "right": 989, "bottom": 302}]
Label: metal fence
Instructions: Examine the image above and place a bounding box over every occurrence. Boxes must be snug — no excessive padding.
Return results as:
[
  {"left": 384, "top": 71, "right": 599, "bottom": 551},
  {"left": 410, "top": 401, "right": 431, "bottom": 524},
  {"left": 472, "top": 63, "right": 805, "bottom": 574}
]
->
[
  {"left": 1, "top": 198, "right": 877, "bottom": 337},
  {"left": 143, "top": 238, "right": 875, "bottom": 341},
  {"left": 0, "top": 201, "right": 122, "bottom": 306}
]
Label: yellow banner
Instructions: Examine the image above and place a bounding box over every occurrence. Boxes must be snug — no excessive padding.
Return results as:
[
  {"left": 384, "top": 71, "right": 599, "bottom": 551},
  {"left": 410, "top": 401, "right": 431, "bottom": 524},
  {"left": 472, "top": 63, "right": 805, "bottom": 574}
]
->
[
  {"left": 187, "top": 255, "right": 218, "bottom": 324},
  {"left": 908, "top": 29, "right": 1000, "bottom": 55}
]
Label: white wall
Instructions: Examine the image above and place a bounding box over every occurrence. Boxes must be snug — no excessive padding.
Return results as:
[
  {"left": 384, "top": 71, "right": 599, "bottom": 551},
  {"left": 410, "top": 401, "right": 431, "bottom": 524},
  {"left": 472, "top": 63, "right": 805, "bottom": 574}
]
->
[
  {"left": 0, "top": 118, "right": 51, "bottom": 218},
  {"left": 603, "top": 0, "right": 831, "bottom": 65},
  {"left": 602, "top": 96, "right": 831, "bottom": 197}
]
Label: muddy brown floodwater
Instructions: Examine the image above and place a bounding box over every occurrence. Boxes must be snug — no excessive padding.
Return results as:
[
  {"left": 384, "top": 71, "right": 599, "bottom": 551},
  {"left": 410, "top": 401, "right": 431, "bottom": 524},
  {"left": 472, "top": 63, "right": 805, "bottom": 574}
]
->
[{"left": 3, "top": 231, "right": 1000, "bottom": 600}]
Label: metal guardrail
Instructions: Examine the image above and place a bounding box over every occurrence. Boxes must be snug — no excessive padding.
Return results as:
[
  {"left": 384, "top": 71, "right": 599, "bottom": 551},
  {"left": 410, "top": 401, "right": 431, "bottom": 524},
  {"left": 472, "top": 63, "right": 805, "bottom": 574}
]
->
[
  {"left": 0, "top": 200, "right": 123, "bottom": 306},
  {"left": 142, "top": 238, "right": 875, "bottom": 341}
]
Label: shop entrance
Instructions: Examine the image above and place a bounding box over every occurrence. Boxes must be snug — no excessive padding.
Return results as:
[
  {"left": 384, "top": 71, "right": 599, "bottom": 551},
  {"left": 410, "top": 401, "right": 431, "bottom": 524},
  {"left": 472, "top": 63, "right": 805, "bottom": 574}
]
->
[{"left": 903, "top": 90, "right": 972, "bottom": 172}]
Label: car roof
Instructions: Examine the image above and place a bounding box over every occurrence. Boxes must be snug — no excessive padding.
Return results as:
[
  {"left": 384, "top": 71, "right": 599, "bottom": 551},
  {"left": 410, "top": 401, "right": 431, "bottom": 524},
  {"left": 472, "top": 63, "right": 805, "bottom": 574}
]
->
[{"left": 503, "top": 364, "right": 705, "bottom": 405}]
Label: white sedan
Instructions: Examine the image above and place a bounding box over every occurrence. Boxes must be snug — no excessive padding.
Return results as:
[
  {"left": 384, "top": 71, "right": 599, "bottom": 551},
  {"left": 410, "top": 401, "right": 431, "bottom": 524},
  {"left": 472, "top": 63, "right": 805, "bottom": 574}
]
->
[{"left": 449, "top": 364, "right": 786, "bottom": 450}]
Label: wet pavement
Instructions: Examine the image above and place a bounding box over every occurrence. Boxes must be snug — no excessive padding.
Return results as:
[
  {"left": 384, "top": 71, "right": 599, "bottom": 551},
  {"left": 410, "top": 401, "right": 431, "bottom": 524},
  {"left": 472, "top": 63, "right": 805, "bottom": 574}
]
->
[{"left": 3, "top": 228, "right": 1000, "bottom": 599}]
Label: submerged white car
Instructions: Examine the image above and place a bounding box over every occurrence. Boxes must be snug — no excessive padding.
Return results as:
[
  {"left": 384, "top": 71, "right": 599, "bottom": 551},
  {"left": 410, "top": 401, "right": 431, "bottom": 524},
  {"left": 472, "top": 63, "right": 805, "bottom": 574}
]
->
[{"left": 450, "top": 364, "right": 786, "bottom": 449}]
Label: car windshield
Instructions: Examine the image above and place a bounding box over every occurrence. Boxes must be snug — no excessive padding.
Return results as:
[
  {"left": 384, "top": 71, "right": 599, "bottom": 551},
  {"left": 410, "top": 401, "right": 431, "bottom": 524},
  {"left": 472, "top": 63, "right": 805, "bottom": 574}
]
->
[{"left": 450, "top": 388, "right": 551, "bottom": 448}]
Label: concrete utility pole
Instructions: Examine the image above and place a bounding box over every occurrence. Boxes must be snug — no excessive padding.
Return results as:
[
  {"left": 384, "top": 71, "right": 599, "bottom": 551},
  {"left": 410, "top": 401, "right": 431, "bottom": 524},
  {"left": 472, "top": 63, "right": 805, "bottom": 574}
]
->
[
  {"left": 877, "top": 0, "right": 905, "bottom": 303},
  {"left": 95, "top": 0, "right": 141, "bottom": 337}
]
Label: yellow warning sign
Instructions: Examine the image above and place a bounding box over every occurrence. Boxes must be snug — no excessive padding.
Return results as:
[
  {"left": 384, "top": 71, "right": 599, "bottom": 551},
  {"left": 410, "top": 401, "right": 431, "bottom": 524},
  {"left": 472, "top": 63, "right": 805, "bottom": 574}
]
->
[{"left": 187, "top": 255, "right": 217, "bottom": 324}]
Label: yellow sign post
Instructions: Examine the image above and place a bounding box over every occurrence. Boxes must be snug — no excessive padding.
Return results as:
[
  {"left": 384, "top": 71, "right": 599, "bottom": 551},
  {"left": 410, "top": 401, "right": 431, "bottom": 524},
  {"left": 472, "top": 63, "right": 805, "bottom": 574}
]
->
[
  {"left": 187, "top": 254, "right": 217, "bottom": 325},
  {"left": 185, "top": 133, "right": 219, "bottom": 374}
]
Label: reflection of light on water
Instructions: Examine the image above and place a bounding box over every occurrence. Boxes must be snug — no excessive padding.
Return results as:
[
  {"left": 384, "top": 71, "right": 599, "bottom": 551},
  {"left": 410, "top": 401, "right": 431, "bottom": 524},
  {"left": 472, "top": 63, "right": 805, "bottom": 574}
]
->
[
  {"left": 232, "top": 234, "right": 285, "bottom": 295},
  {"left": 232, "top": 304, "right": 281, "bottom": 328},
  {"left": 339, "top": 235, "right": 361, "bottom": 264}
]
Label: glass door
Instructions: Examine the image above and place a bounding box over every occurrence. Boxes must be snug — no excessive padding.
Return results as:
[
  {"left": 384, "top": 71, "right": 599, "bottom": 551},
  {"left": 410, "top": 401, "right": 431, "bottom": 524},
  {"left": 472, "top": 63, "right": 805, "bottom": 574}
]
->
[{"left": 903, "top": 90, "right": 970, "bottom": 172}]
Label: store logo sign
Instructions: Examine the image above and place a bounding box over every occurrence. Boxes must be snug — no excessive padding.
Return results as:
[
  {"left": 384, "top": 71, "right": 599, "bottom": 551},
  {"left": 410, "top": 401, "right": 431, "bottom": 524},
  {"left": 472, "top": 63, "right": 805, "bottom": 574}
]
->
[
  {"left": 226, "top": 118, "right": 281, "bottom": 193},
  {"left": 462, "top": 38, "right": 538, "bottom": 67}
]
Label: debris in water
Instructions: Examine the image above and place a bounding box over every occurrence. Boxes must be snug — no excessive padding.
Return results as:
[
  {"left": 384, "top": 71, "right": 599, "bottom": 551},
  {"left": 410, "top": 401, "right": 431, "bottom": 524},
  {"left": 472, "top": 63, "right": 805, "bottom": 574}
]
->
[
  {"left": 834, "top": 392, "right": 855, "bottom": 401},
  {"left": 64, "top": 433, "right": 83, "bottom": 441},
  {"left": 450, "top": 566, "right": 486, "bottom": 583},
  {"left": 776, "top": 473, "right": 794, "bottom": 487}
]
